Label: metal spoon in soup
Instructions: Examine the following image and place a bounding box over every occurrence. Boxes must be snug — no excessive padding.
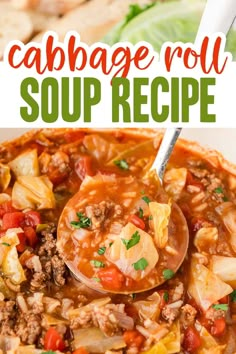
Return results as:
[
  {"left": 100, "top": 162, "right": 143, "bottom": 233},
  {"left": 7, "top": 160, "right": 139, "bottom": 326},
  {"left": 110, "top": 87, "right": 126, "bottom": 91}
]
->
[{"left": 57, "top": 129, "right": 189, "bottom": 294}]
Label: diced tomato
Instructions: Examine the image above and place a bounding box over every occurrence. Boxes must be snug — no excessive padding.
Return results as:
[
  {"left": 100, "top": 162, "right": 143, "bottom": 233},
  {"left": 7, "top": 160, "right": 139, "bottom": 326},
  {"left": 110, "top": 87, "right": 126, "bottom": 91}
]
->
[
  {"left": 72, "top": 348, "right": 89, "bottom": 354},
  {"left": 64, "top": 130, "right": 86, "bottom": 143},
  {"left": 125, "top": 304, "right": 139, "bottom": 320},
  {"left": 44, "top": 327, "right": 65, "bottom": 351},
  {"left": 210, "top": 317, "right": 226, "bottom": 337},
  {"left": 186, "top": 171, "right": 204, "bottom": 190},
  {"left": 219, "top": 295, "right": 229, "bottom": 304},
  {"left": 0, "top": 201, "right": 16, "bottom": 218},
  {"left": 24, "top": 226, "right": 38, "bottom": 248},
  {"left": 128, "top": 214, "right": 145, "bottom": 230},
  {"left": 75, "top": 156, "right": 95, "bottom": 180},
  {"left": 98, "top": 266, "right": 125, "bottom": 291},
  {"left": 159, "top": 290, "right": 169, "bottom": 309},
  {"left": 24, "top": 211, "right": 41, "bottom": 227},
  {"left": 183, "top": 326, "right": 201, "bottom": 353},
  {"left": 2, "top": 212, "right": 25, "bottom": 229},
  {"left": 48, "top": 169, "right": 69, "bottom": 186},
  {"left": 123, "top": 330, "right": 145, "bottom": 350},
  {"left": 16, "top": 233, "right": 26, "bottom": 253}
]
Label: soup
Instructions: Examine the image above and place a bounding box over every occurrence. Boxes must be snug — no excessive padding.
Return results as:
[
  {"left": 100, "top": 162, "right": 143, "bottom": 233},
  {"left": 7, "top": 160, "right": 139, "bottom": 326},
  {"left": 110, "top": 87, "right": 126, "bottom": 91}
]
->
[{"left": 0, "top": 129, "right": 235, "bottom": 354}]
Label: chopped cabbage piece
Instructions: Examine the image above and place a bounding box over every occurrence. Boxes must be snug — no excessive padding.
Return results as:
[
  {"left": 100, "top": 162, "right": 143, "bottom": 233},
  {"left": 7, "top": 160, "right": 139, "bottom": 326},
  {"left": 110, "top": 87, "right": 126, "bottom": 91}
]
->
[
  {"left": 68, "top": 297, "right": 111, "bottom": 318},
  {"left": 194, "top": 227, "right": 218, "bottom": 252},
  {"left": 141, "top": 342, "right": 167, "bottom": 354},
  {"left": 12, "top": 176, "right": 55, "bottom": 210},
  {"left": 141, "top": 321, "right": 180, "bottom": 354},
  {"left": 164, "top": 168, "right": 187, "bottom": 200},
  {"left": 210, "top": 255, "right": 236, "bottom": 287},
  {"left": 0, "top": 163, "right": 11, "bottom": 192},
  {"left": 162, "top": 321, "right": 181, "bottom": 354},
  {"left": 0, "top": 193, "right": 11, "bottom": 204},
  {"left": 2, "top": 245, "right": 26, "bottom": 285},
  {"left": 149, "top": 202, "right": 171, "bottom": 248},
  {"left": 134, "top": 292, "right": 161, "bottom": 321},
  {"left": 0, "top": 228, "right": 22, "bottom": 265},
  {"left": 196, "top": 323, "right": 226, "bottom": 354},
  {"left": 72, "top": 327, "right": 126, "bottom": 353},
  {"left": 106, "top": 223, "right": 159, "bottom": 281},
  {"left": 0, "top": 276, "right": 14, "bottom": 298},
  {"left": 188, "top": 258, "right": 233, "bottom": 311},
  {"left": 215, "top": 202, "right": 236, "bottom": 252},
  {"left": 17, "top": 346, "right": 46, "bottom": 354},
  {"left": 43, "top": 313, "right": 69, "bottom": 326},
  {"left": 0, "top": 335, "right": 20, "bottom": 353},
  {"left": 0, "top": 229, "right": 25, "bottom": 284},
  {"left": 83, "top": 135, "right": 130, "bottom": 163},
  {"left": 8, "top": 149, "right": 39, "bottom": 177}
]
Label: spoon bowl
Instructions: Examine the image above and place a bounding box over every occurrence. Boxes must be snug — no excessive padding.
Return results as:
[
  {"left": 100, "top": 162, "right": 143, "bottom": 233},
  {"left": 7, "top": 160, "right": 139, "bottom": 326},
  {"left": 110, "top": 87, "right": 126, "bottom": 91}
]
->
[{"left": 57, "top": 129, "right": 189, "bottom": 294}]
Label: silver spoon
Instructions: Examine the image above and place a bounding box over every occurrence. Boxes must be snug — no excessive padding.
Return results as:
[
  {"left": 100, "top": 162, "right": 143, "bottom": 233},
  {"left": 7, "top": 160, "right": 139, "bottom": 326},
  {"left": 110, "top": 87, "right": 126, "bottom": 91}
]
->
[{"left": 150, "top": 128, "right": 182, "bottom": 183}]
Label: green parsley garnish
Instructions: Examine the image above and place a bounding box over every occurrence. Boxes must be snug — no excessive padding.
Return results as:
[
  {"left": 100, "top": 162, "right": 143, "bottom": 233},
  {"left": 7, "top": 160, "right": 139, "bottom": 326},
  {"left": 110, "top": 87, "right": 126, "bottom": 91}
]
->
[
  {"left": 223, "top": 196, "right": 228, "bottom": 201},
  {"left": 122, "top": 231, "right": 140, "bottom": 250},
  {"left": 109, "top": 242, "right": 113, "bottom": 247},
  {"left": 163, "top": 291, "right": 169, "bottom": 302},
  {"left": 141, "top": 190, "right": 145, "bottom": 195},
  {"left": 97, "top": 246, "right": 106, "bottom": 255},
  {"left": 163, "top": 269, "right": 175, "bottom": 280},
  {"left": 1, "top": 242, "right": 10, "bottom": 247},
  {"left": 90, "top": 260, "right": 105, "bottom": 268},
  {"left": 212, "top": 304, "right": 228, "bottom": 311},
  {"left": 133, "top": 258, "right": 148, "bottom": 271},
  {"left": 114, "top": 159, "right": 129, "bottom": 170},
  {"left": 42, "top": 351, "right": 57, "bottom": 354},
  {"left": 230, "top": 290, "right": 236, "bottom": 302},
  {"left": 142, "top": 196, "right": 151, "bottom": 204},
  {"left": 214, "top": 187, "right": 224, "bottom": 194},
  {"left": 92, "top": 277, "right": 101, "bottom": 282},
  {"left": 70, "top": 212, "right": 91, "bottom": 229},
  {"left": 149, "top": 215, "right": 153, "bottom": 220},
  {"left": 139, "top": 207, "right": 144, "bottom": 219}
]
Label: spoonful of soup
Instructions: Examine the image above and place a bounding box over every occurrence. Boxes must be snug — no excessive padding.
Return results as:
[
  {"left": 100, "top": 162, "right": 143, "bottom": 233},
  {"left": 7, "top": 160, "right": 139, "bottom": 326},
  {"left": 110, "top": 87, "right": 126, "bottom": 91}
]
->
[{"left": 57, "top": 129, "right": 189, "bottom": 294}]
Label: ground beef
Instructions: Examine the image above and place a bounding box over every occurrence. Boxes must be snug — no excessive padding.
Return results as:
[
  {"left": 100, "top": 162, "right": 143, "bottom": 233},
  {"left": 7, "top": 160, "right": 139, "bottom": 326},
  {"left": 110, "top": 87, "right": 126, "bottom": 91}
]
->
[
  {"left": 161, "top": 306, "right": 180, "bottom": 323},
  {"left": 180, "top": 304, "right": 197, "bottom": 328},
  {"left": 70, "top": 303, "right": 131, "bottom": 336},
  {"left": 0, "top": 300, "right": 15, "bottom": 322},
  {"left": 85, "top": 201, "right": 123, "bottom": 230},
  {"left": 189, "top": 167, "right": 208, "bottom": 179},
  {"left": 27, "top": 225, "right": 67, "bottom": 289},
  {"left": 0, "top": 300, "right": 16, "bottom": 336},
  {"left": 38, "top": 226, "right": 57, "bottom": 257},
  {"left": 92, "top": 305, "right": 119, "bottom": 336},
  {"left": 70, "top": 310, "right": 92, "bottom": 329},
  {"left": 205, "top": 307, "right": 226, "bottom": 322},
  {"left": 30, "top": 272, "right": 47, "bottom": 291},
  {"left": 51, "top": 255, "right": 67, "bottom": 286},
  {"left": 14, "top": 312, "right": 42, "bottom": 345}
]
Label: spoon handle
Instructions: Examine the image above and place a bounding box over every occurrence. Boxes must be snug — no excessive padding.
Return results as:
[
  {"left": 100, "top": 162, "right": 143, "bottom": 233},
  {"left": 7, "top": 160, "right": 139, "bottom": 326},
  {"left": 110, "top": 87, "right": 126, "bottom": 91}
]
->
[
  {"left": 151, "top": 128, "right": 182, "bottom": 182},
  {"left": 196, "top": 0, "right": 236, "bottom": 40}
]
